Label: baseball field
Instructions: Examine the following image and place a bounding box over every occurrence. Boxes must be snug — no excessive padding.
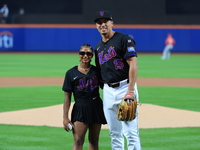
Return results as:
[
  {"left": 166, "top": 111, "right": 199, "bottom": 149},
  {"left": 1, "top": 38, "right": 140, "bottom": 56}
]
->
[{"left": 0, "top": 53, "right": 200, "bottom": 150}]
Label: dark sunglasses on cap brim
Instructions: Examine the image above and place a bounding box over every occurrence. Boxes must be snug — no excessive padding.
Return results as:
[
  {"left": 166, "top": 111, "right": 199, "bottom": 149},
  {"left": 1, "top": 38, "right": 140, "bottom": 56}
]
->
[{"left": 79, "top": 52, "right": 93, "bottom": 56}]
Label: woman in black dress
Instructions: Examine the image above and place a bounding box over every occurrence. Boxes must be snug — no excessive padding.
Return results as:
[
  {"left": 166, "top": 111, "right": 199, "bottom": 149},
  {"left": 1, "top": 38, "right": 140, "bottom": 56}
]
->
[{"left": 62, "top": 44, "right": 106, "bottom": 150}]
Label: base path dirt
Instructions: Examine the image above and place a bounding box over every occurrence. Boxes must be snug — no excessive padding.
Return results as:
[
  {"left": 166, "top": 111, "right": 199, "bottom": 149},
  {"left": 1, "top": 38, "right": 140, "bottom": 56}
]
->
[
  {"left": 0, "top": 77, "right": 200, "bottom": 87},
  {"left": 0, "top": 77, "right": 200, "bottom": 129}
]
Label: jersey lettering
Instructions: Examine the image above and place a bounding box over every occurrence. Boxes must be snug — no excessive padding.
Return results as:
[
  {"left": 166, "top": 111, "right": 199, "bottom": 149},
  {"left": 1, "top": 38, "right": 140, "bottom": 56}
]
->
[
  {"left": 89, "top": 75, "right": 98, "bottom": 91},
  {"left": 77, "top": 77, "right": 88, "bottom": 90},
  {"left": 98, "top": 46, "right": 116, "bottom": 65},
  {"left": 77, "top": 76, "right": 98, "bottom": 91}
]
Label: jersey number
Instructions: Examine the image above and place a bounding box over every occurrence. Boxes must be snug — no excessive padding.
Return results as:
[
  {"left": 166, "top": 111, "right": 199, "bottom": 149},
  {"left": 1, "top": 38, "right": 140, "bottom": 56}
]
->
[{"left": 113, "top": 58, "right": 124, "bottom": 70}]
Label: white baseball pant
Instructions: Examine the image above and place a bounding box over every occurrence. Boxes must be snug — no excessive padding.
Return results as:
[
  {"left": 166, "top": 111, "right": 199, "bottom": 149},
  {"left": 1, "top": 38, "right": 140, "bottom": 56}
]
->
[
  {"left": 161, "top": 45, "right": 174, "bottom": 60},
  {"left": 103, "top": 79, "right": 142, "bottom": 150}
]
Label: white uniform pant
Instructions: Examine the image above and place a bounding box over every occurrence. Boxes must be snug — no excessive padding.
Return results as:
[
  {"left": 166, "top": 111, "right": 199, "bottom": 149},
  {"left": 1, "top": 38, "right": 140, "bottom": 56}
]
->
[
  {"left": 103, "top": 80, "right": 142, "bottom": 150},
  {"left": 161, "top": 45, "right": 173, "bottom": 60}
]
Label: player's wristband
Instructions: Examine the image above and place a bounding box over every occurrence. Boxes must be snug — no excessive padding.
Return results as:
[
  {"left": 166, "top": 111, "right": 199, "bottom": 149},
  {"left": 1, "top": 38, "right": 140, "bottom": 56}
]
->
[{"left": 127, "top": 90, "right": 134, "bottom": 93}]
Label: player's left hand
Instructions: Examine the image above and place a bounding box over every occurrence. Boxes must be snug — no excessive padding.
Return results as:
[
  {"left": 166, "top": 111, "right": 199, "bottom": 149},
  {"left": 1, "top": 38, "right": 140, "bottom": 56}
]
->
[{"left": 124, "top": 92, "right": 135, "bottom": 105}]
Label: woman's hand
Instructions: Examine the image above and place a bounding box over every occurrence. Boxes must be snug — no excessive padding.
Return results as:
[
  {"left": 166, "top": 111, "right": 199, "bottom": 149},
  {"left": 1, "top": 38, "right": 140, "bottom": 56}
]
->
[{"left": 63, "top": 117, "right": 74, "bottom": 132}]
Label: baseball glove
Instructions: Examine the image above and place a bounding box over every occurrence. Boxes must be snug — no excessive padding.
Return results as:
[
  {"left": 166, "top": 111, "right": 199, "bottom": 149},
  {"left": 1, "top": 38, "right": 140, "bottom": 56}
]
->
[{"left": 116, "top": 93, "right": 137, "bottom": 121}]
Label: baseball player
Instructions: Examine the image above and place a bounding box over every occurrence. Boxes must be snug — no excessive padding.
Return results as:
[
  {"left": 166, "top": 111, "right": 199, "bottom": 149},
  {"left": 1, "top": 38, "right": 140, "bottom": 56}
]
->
[
  {"left": 94, "top": 10, "right": 142, "bottom": 150},
  {"left": 161, "top": 33, "right": 176, "bottom": 60},
  {"left": 62, "top": 44, "right": 107, "bottom": 150}
]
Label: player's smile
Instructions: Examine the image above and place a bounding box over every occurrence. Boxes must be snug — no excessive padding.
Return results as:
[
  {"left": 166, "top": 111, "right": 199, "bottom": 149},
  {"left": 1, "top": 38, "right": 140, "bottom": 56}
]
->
[{"left": 100, "top": 27, "right": 107, "bottom": 32}]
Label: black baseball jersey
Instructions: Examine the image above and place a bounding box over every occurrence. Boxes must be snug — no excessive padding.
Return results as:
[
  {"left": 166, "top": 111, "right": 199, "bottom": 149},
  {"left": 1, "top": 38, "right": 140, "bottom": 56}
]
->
[
  {"left": 62, "top": 65, "right": 102, "bottom": 102},
  {"left": 94, "top": 32, "right": 137, "bottom": 83},
  {"left": 62, "top": 65, "right": 107, "bottom": 124}
]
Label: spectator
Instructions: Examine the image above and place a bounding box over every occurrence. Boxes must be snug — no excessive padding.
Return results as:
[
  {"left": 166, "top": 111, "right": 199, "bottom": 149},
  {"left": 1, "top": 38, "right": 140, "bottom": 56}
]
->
[{"left": 0, "top": 4, "right": 9, "bottom": 24}]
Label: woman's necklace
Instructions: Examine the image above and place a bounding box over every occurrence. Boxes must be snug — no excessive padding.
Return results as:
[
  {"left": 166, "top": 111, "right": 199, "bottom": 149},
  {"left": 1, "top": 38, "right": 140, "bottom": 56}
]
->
[{"left": 78, "top": 65, "right": 91, "bottom": 71}]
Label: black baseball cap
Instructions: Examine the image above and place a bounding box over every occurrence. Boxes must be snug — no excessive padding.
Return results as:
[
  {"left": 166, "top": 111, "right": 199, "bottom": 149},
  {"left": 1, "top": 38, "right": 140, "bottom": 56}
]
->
[{"left": 94, "top": 10, "right": 113, "bottom": 22}]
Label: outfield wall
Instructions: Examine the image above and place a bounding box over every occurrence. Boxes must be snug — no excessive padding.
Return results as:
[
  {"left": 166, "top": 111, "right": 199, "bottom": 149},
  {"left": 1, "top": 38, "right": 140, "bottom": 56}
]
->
[{"left": 0, "top": 24, "right": 200, "bottom": 53}]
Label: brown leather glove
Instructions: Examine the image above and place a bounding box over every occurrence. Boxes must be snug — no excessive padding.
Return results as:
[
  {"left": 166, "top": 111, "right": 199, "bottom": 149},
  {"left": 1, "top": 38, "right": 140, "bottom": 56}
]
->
[{"left": 116, "top": 93, "right": 137, "bottom": 121}]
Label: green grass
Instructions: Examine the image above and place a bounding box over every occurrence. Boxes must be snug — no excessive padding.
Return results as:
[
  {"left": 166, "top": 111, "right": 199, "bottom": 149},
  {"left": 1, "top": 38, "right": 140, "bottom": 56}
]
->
[
  {"left": 0, "top": 124, "right": 200, "bottom": 150},
  {"left": 0, "top": 86, "right": 199, "bottom": 112},
  {"left": 0, "top": 125, "right": 70, "bottom": 150},
  {"left": 0, "top": 53, "right": 78, "bottom": 77},
  {"left": 139, "top": 127, "right": 200, "bottom": 150},
  {"left": 139, "top": 87, "right": 200, "bottom": 112},
  {"left": 0, "top": 86, "right": 63, "bottom": 112},
  {"left": 137, "top": 54, "right": 200, "bottom": 78},
  {"left": 0, "top": 53, "right": 199, "bottom": 77}
]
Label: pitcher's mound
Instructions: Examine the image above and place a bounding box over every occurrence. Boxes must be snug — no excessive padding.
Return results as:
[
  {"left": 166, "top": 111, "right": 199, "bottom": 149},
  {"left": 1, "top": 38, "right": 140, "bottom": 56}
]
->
[{"left": 0, "top": 103, "right": 200, "bottom": 129}]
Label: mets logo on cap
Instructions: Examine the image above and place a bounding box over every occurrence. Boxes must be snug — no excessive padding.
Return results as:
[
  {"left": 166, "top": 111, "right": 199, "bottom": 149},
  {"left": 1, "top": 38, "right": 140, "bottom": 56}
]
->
[{"left": 100, "top": 11, "right": 105, "bottom": 16}]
